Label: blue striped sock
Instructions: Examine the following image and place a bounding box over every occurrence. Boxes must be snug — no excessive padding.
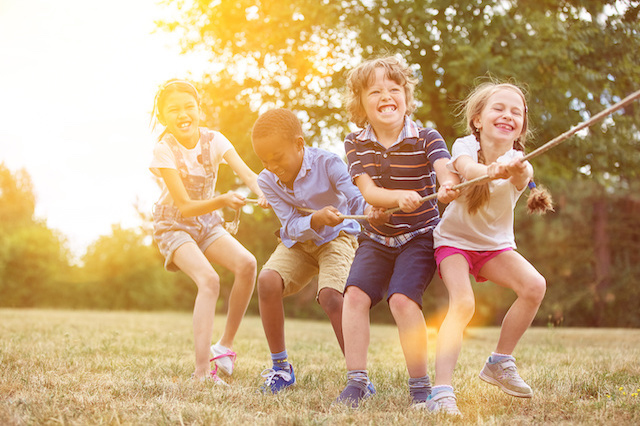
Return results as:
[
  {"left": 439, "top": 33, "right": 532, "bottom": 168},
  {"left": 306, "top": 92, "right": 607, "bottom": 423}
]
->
[
  {"left": 271, "top": 350, "right": 290, "bottom": 371},
  {"left": 409, "top": 375, "right": 432, "bottom": 403},
  {"left": 346, "top": 369, "right": 369, "bottom": 386}
]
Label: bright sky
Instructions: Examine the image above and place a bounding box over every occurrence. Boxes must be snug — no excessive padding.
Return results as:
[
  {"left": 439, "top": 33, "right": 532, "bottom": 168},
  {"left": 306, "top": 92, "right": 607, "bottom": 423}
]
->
[{"left": 0, "top": 0, "right": 207, "bottom": 259}]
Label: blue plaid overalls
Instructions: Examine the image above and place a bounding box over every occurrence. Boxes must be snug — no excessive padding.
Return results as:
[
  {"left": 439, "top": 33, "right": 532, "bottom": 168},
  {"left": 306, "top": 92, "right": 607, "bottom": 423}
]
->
[{"left": 152, "top": 129, "right": 225, "bottom": 271}]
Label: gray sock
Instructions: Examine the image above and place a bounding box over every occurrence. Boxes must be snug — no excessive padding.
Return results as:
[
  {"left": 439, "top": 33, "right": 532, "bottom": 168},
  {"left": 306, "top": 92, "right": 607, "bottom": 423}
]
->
[{"left": 346, "top": 369, "right": 369, "bottom": 387}]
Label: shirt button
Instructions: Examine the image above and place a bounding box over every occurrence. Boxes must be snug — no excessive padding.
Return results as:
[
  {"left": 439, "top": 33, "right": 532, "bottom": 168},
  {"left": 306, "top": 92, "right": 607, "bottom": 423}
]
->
[{"left": 383, "top": 153, "right": 388, "bottom": 158}]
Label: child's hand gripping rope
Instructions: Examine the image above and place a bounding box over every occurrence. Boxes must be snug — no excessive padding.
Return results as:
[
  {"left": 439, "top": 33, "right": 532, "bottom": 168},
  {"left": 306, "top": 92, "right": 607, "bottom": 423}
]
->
[{"left": 243, "top": 89, "right": 639, "bottom": 223}]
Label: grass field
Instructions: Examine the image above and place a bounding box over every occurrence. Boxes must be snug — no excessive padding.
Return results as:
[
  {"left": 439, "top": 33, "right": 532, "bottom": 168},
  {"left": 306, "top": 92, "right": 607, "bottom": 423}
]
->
[{"left": 1, "top": 309, "right": 639, "bottom": 425}]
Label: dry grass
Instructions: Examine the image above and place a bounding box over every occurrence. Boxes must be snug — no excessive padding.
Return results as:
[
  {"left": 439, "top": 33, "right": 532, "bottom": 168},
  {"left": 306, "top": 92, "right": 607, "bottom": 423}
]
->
[{"left": 1, "top": 309, "right": 639, "bottom": 425}]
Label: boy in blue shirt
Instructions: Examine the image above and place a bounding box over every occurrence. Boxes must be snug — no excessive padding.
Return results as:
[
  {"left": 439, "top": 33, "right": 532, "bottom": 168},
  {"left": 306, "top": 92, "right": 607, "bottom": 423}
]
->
[{"left": 251, "top": 108, "right": 376, "bottom": 394}]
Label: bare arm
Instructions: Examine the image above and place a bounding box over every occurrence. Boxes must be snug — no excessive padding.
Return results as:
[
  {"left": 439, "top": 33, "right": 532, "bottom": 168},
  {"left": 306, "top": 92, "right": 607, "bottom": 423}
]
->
[
  {"left": 159, "top": 168, "right": 246, "bottom": 217},
  {"left": 506, "top": 158, "right": 533, "bottom": 191},
  {"left": 223, "top": 148, "right": 268, "bottom": 207},
  {"left": 454, "top": 154, "right": 531, "bottom": 191},
  {"left": 223, "top": 148, "right": 260, "bottom": 195},
  {"left": 454, "top": 155, "right": 489, "bottom": 180},
  {"left": 433, "top": 157, "right": 460, "bottom": 204}
]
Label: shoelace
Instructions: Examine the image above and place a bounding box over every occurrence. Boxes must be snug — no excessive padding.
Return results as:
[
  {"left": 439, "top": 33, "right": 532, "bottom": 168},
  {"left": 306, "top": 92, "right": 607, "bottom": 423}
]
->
[
  {"left": 260, "top": 368, "right": 292, "bottom": 387},
  {"left": 209, "top": 364, "right": 225, "bottom": 383},
  {"left": 211, "top": 350, "right": 237, "bottom": 364}
]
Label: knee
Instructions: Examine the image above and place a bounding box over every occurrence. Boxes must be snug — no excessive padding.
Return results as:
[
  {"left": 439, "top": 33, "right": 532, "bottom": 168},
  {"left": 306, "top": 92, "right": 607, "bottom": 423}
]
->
[
  {"left": 388, "top": 293, "right": 416, "bottom": 316},
  {"left": 520, "top": 275, "right": 547, "bottom": 305},
  {"left": 318, "top": 288, "right": 344, "bottom": 316},
  {"left": 195, "top": 269, "right": 220, "bottom": 297},
  {"left": 449, "top": 294, "right": 475, "bottom": 322},
  {"left": 234, "top": 252, "right": 257, "bottom": 278},
  {"left": 257, "top": 269, "right": 283, "bottom": 300},
  {"left": 344, "top": 286, "right": 371, "bottom": 310}
]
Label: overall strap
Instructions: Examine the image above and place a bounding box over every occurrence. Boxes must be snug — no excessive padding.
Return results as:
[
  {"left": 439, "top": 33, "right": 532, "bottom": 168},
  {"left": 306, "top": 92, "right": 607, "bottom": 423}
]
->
[
  {"left": 198, "top": 128, "right": 216, "bottom": 199},
  {"left": 162, "top": 133, "right": 189, "bottom": 179}
]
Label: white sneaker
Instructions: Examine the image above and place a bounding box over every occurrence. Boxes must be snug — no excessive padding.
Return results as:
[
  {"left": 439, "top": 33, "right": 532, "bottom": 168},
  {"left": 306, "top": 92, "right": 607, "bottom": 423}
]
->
[
  {"left": 422, "top": 390, "right": 462, "bottom": 416},
  {"left": 210, "top": 342, "right": 237, "bottom": 376},
  {"left": 479, "top": 356, "right": 533, "bottom": 398}
]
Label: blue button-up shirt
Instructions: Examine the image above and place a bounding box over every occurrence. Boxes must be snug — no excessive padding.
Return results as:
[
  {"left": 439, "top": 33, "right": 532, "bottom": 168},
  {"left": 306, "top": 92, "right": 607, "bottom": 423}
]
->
[{"left": 257, "top": 147, "right": 368, "bottom": 248}]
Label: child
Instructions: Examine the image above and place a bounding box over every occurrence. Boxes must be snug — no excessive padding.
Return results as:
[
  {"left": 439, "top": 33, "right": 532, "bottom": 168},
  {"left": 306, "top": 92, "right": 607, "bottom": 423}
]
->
[
  {"left": 149, "top": 79, "right": 267, "bottom": 383},
  {"left": 429, "top": 82, "right": 552, "bottom": 415},
  {"left": 251, "top": 108, "right": 374, "bottom": 394},
  {"left": 336, "top": 56, "right": 459, "bottom": 408}
]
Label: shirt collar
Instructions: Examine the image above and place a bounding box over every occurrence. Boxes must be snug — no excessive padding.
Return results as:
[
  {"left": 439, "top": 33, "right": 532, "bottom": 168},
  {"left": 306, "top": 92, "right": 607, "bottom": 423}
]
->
[
  {"left": 298, "top": 147, "right": 312, "bottom": 179},
  {"left": 355, "top": 117, "right": 420, "bottom": 146}
]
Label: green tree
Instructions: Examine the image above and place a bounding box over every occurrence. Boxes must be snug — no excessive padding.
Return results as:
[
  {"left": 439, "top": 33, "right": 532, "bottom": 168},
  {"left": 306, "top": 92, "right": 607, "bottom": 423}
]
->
[
  {"left": 158, "top": 0, "right": 640, "bottom": 325},
  {"left": 0, "top": 163, "right": 70, "bottom": 307},
  {"left": 0, "top": 163, "right": 35, "bottom": 226},
  {"left": 81, "top": 224, "right": 195, "bottom": 310}
]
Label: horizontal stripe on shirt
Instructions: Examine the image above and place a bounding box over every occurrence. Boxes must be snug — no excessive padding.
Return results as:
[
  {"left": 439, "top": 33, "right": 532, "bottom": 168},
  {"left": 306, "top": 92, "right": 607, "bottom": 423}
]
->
[{"left": 344, "top": 118, "right": 451, "bottom": 245}]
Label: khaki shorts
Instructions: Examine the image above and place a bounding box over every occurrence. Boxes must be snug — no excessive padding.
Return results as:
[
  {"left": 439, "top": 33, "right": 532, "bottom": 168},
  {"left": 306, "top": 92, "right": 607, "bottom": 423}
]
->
[{"left": 262, "top": 231, "right": 358, "bottom": 298}]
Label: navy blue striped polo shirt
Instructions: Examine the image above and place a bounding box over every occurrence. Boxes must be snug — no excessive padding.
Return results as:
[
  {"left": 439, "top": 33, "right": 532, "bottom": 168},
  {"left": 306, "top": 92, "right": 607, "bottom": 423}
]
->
[{"left": 344, "top": 118, "right": 451, "bottom": 240}]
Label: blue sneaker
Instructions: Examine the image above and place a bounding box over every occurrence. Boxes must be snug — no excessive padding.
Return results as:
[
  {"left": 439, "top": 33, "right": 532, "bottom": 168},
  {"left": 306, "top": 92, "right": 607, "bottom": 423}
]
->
[
  {"left": 366, "top": 379, "right": 376, "bottom": 396},
  {"left": 260, "top": 365, "right": 296, "bottom": 394},
  {"left": 336, "top": 379, "right": 376, "bottom": 408}
]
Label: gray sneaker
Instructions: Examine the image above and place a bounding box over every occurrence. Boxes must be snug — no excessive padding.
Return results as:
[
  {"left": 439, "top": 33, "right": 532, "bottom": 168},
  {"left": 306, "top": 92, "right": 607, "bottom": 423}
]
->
[
  {"left": 415, "top": 390, "right": 462, "bottom": 416},
  {"left": 479, "top": 356, "right": 533, "bottom": 398}
]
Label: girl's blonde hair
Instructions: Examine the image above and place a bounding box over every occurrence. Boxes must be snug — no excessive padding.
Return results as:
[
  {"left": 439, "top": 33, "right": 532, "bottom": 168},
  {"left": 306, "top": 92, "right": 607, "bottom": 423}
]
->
[
  {"left": 462, "top": 81, "right": 553, "bottom": 215},
  {"left": 151, "top": 79, "right": 200, "bottom": 140},
  {"left": 346, "top": 55, "right": 418, "bottom": 128}
]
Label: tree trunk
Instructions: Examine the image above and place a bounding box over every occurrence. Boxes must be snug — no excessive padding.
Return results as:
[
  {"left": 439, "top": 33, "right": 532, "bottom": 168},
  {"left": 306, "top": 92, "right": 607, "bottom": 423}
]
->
[{"left": 592, "top": 199, "right": 611, "bottom": 326}]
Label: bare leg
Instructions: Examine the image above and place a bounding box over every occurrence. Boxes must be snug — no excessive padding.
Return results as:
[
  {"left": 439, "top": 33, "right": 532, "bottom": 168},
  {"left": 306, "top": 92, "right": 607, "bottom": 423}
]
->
[
  {"left": 204, "top": 235, "right": 257, "bottom": 348},
  {"left": 318, "top": 287, "right": 345, "bottom": 354},
  {"left": 342, "top": 286, "right": 371, "bottom": 371},
  {"left": 172, "top": 242, "right": 220, "bottom": 379},
  {"left": 388, "top": 293, "right": 428, "bottom": 378},
  {"left": 480, "top": 250, "right": 546, "bottom": 355},
  {"left": 257, "top": 269, "right": 287, "bottom": 353},
  {"left": 434, "top": 254, "right": 475, "bottom": 386}
]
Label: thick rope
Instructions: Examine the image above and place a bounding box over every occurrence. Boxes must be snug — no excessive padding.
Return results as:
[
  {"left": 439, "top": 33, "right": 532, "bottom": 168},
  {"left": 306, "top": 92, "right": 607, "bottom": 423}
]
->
[{"left": 245, "top": 89, "right": 640, "bottom": 221}]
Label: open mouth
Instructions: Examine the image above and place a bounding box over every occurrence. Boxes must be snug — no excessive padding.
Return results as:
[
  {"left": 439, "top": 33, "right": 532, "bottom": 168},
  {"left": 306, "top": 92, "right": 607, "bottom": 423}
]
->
[
  {"left": 379, "top": 105, "right": 396, "bottom": 113},
  {"left": 495, "top": 123, "right": 514, "bottom": 131}
]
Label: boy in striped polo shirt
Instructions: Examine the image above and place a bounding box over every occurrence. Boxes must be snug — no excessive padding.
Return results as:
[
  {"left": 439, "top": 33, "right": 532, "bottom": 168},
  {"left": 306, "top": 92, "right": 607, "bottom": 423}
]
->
[{"left": 335, "top": 56, "right": 459, "bottom": 408}]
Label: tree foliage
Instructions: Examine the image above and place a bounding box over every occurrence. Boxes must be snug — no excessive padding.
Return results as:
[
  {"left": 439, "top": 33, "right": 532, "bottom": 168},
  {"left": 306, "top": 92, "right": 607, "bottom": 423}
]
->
[
  {"left": 159, "top": 1, "right": 639, "bottom": 177},
  {"left": 80, "top": 225, "right": 196, "bottom": 310},
  {"left": 0, "top": 163, "right": 70, "bottom": 307},
  {"left": 156, "top": 0, "right": 640, "bottom": 326},
  {"left": 3, "top": 2, "right": 639, "bottom": 326}
]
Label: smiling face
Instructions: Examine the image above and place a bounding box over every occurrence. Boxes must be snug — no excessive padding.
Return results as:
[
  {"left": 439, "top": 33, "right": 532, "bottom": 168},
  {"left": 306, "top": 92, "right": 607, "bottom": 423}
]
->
[
  {"left": 361, "top": 67, "right": 407, "bottom": 136},
  {"left": 159, "top": 91, "right": 201, "bottom": 148},
  {"left": 473, "top": 88, "right": 526, "bottom": 147},
  {"left": 252, "top": 134, "right": 304, "bottom": 189}
]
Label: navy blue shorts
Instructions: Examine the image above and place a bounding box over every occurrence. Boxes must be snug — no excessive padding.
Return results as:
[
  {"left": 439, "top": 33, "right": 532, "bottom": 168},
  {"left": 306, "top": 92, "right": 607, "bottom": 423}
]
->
[{"left": 345, "top": 232, "right": 436, "bottom": 308}]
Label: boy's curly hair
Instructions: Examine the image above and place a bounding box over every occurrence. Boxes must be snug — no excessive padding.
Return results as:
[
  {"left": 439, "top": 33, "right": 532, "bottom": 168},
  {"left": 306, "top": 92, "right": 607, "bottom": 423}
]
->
[
  {"left": 251, "top": 108, "right": 303, "bottom": 146},
  {"left": 346, "top": 55, "right": 418, "bottom": 128}
]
